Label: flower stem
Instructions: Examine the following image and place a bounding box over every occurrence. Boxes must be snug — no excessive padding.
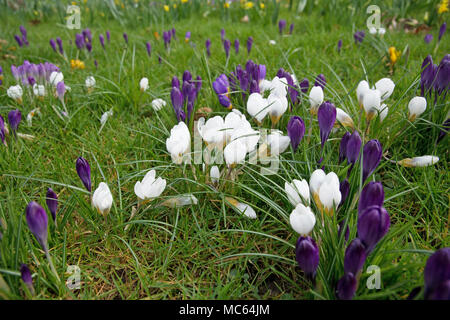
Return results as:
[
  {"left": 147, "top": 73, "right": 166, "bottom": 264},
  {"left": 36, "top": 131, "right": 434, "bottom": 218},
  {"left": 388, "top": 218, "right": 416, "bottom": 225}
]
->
[{"left": 45, "top": 247, "right": 61, "bottom": 283}]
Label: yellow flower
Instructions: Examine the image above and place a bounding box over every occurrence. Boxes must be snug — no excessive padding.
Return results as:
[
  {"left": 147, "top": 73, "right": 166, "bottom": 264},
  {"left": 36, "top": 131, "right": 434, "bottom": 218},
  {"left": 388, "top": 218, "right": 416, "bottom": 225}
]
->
[
  {"left": 438, "top": 0, "right": 449, "bottom": 14},
  {"left": 173, "top": 3, "right": 177, "bottom": 8},
  {"left": 71, "top": 59, "right": 85, "bottom": 70},
  {"left": 224, "top": 2, "right": 230, "bottom": 8},
  {"left": 164, "top": 4, "right": 169, "bottom": 11},
  {"left": 388, "top": 46, "right": 401, "bottom": 65},
  {"left": 154, "top": 31, "right": 160, "bottom": 40},
  {"left": 100, "top": 12, "right": 105, "bottom": 17},
  {"left": 244, "top": 1, "right": 254, "bottom": 9},
  {"left": 260, "top": 3, "right": 265, "bottom": 9},
  {"left": 71, "top": 1, "right": 77, "bottom": 5},
  {"left": 181, "top": 0, "right": 188, "bottom": 3}
]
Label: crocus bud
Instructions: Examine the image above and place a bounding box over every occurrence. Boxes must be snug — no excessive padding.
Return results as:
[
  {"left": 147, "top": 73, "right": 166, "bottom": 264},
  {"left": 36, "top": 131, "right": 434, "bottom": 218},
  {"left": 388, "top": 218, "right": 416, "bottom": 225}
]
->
[
  {"left": 314, "top": 74, "right": 326, "bottom": 89},
  {"left": 408, "top": 96, "right": 427, "bottom": 121},
  {"left": 317, "top": 101, "right": 337, "bottom": 148},
  {"left": 99, "top": 34, "right": 105, "bottom": 49},
  {"left": 287, "top": 116, "right": 305, "bottom": 152},
  {"left": 424, "top": 34, "right": 433, "bottom": 44},
  {"left": 318, "top": 172, "right": 341, "bottom": 216},
  {"left": 76, "top": 156, "right": 92, "bottom": 192},
  {"left": 46, "top": 188, "right": 58, "bottom": 222},
  {"left": 247, "top": 36, "right": 253, "bottom": 54},
  {"left": 299, "top": 78, "right": 309, "bottom": 93},
  {"left": 224, "top": 139, "right": 247, "bottom": 167},
  {"left": 362, "top": 139, "right": 382, "bottom": 182},
  {"left": 146, "top": 42, "right": 151, "bottom": 56},
  {"left": 92, "top": 182, "right": 113, "bottom": 216},
  {"left": 151, "top": 98, "right": 166, "bottom": 111},
  {"left": 346, "top": 131, "right": 361, "bottom": 165},
  {"left": 358, "top": 182, "right": 384, "bottom": 216},
  {"left": 295, "top": 236, "right": 319, "bottom": 279},
  {"left": 290, "top": 204, "right": 316, "bottom": 235},
  {"left": 123, "top": 32, "right": 128, "bottom": 44},
  {"left": 140, "top": 77, "right": 149, "bottom": 91},
  {"left": 134, "top": 169, "right": 166, "bottom": 201},
  {"left": 354, "top": 30, "right": 365, "bottom": 44},
  {"left": 356, "top": 80, "right": 369, "bottom": 106},
  {"left": 339, "top": 132, "right": 350, "bottom": 163},
  {"left": 336, "top": 272, "right": 357, "bottom": 300},
  {"left": 289, "top": 23, "right": 294, "bottom": 34},
  {"left": 20, "top": 263, "right": 34, "bottom": 294},
  {"left": 205, "top": 39, "right": 211, "bottom": 57},
  {"left": 224, "top": 39, "right": 231, "bottom": 58},
  {"left": 285, "top": 179, "right": 310, "bottom": 206},
  {"left": 424, "top": 248, "right": 450, "bottom": 300},
  {"left": 278, "top": 19, "right": 286, "bottom": 34},
  {"left": 14, "top": 34, "right": 23, "bottom": 47},
  {"left": 166, "top": 121, "right": 191, "bottom": 164},
  {"left": 49, "top": 39, "right": 57, "bottom": 52},
  {"left": 171, "top": 87, "right": 184, "bottom": 121},
  {"left": 344, "top": 238, "right": 367, "bottom": 275},
  {"left": 362, "top": 89, "right": 381, "bottom": 120},
  {"left": 8, "top": 109, "right": 21, "bottom": 135},
  {"left": 374, "top": 78, "right": 395, "bottom": 101},
  {"left": 309, "top": 86, "right": 324, "bottom": 114},
  {"left": 357, "top": 205, "right": 390, "bottom": 253},
  {"left": 438, "top": 22, "right": 446, "bottom": 42},
  {"left": 220, "top": 28, "right": 225, "bottom": 41},
  {"left": 172, "top": 76, "right": 180, "bottom": 89},
  {"left": 25, "top": 201, "right": 48, "bottom": 251},
  {"left": 337, "top": 39, "right": 342, "bottom": 52},
  {"left": 7, "top": 85, "right": 23, "bottom": 103},
  {"left": 210, "top": 165, "right": 220, "bottom": 184},
  {"left": 234, "top": 39, "right": 239, "bottom": 54},
  {"left": 336, "top": 108, "right": 354, "bottom": 128},
  {"left": 397, "top": 155, "right": 439, "bottom": 167}
]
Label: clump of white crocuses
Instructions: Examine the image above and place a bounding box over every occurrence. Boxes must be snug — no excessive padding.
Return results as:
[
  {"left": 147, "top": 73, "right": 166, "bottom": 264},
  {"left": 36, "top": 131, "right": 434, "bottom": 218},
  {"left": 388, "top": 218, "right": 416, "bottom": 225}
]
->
[
  {"left": 151, "top": 98, "right": 166, "bottom": 111},
  {"left": 7, "top": 85, "right": 23, "bottom": 103},
  {"left": 92, "top": 182, "right": 113, "bottom": 216},
  {"left": 357, "top": 78, "right": 395, "bottom": 121},
  {"left": 32, "top": 84, "right": 46, "bottom": 99},
  {"left": 140, "top": 77, "right": 149, "bottom": 92},
  {"left": 309, "top": 169, "right": 341, "bottom": 216},
  {"left": 407, "top": 96, "right": 427, "bottom": 121},
  {"left": 166, "top": 121, "right": 191, "bottom": 164},
  {"left": 134, "top": 169, "right": 166, "bottom": 202}
]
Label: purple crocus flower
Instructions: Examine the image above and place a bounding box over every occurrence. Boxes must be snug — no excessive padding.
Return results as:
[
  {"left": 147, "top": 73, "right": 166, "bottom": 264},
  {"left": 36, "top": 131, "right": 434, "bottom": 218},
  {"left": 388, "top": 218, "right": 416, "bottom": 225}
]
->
[
  {"left": 357, "top": 205, "right": 390, "bottom": 254},
  {"left": 46, "top": 188, "right": 58, "bottom": 222},
  {"left": 317, "top": 101, "right": 336, "bottom": 148},
  {"left": 185, "top": 31, "right": 191, "bottom": 42},
  {"left": 424, "top": 34, "right": 433, "bottom": 44},
  {"left": 339, "top": 131, "right": 350, "bottom": 163},
  {"left": 94, "top": 60, "right": 98, "bottom": 69},
  {"left": 299, "top": 78, "right": 309, "bottom": 94},
  {"left": 56, "top": 81, "right": 66, "bottom": 101},
  {"left": 75, "top": 33, "right": 85, "bottom": 50},
  {"left": 289, "top": 23, "right": 294, "bottom": 35},
  {"left": 172, "top": 76, "right": 180, "bottom": 89},
  {"left": 158, "top": 55, "right": 162, "bottom": 64},
  {"left": 14, "top": 35, "right": 23, "bottom": 47},
  {"left": 86, "top": 42, "right": 92, "bottom": 52},
  {"left": 49, "top": 39, "right": 57, "bottom": 52},
  {"left": 25, "top": 201, "right": 49, "bottom": 252},
  {"left": 247, "top": 36, "right": 253, "bottom": 55},
  {"left": 344, "top": 238, "right": 367, "bottom": 275},
  {"left": 337, "top": 39, "right": 342, "bottom": 52},
  {"left": 28, "top": 77, "right": 36, "bottom": 86},
  {"left": 439, "top": 22, "right": 446, "bottom": 42},
  {"left": 278, "top": 19, "right": 287, "bottom": 34},
  {"left": 171, "top": 28, "right": 176, "bottom": 39},
  {"left": 435, "top": 54, "right": 450, "bottom": 96},
  {"left": 106, "top": 30, "right": 111, "bottom": 42},
  {"left": 234, "top": 39, "right": 239, "bottom": 54},
  {"left": 314, "top": 74, "right": 326, "bottom": 89},
  {"left": 76, "top": 157, "right": 92, "bottom": 192},
  {"left": 420, "top": 55, "right": 437, "bottom": 96},
  {"left": 82, "top": 28, "right": 92, "bottom": 43},
  {"left": 339, "top": 178, "right": 350, "bottom": 206},
  {"left": 195, "top": 75, "right": 202, "bottom": 98},
  {"left": 437, "top": 118, "right": 450, "bottom": 144},
  {"left": 146, "top": 42, "right": 151, "bottom": 57},
  {"left": 171, "top": 87, "right": 184, "bottom": 122},
  {"left": 346, "top": 130, "right": 361, "bottom": 165},
  {"left": 99, "top": 34, "right": 105, "bottom": 49},
  {"left": 20, "top": 263, "right": 34, "bottom": 294},
  {"left": 336, "top": 272, "right": 357, "bottom": 300},
  {"left": 287, "top": 116, "right": 305, "bottom": 152},
  {"left": 0, "top": 115, "right": 6, "bottom": 146},
  {"left": 163, "top": 31, "right": 171, "bottom": 48},
  {"left": 354, "top": 31, "right": 365, "bottom": 44},
  {"left": 213, "top": 74, "right": 232, "bottom": 109},
  {"left": 205, "top": 39, "right": 211, "bottom": 57},
  {"left": 224, "top": 39, "right": 231, "bottom": 58},
  {"left": 295, "top": 236, "right": 319, "bottom": 279},
  {"left": 8, "top": 109, "right": 21, "bottom": 135},
  {"left": 56, "top": 37, "right": 64, "bottom": 54},
  {"left": 358, "top": 182, "right": 384, "bottom": 216},
  {"left": 362, "top": 139, "right": 382, "bottom": 182},
  {"left": 220, "top": 28, "right": 225, "bottom": 42},
  {"left": 123, "top": 33, "right": 128, "bottom": 44},
  {"left": 424, "top": 248, "right": 450, "bottom": 300}
]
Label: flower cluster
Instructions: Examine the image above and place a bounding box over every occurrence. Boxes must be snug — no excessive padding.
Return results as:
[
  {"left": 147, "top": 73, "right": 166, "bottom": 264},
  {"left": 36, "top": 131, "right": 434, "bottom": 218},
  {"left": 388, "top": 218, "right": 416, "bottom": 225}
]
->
[{"left": 170, "top": 70, "right": 202, "bottom": 123}]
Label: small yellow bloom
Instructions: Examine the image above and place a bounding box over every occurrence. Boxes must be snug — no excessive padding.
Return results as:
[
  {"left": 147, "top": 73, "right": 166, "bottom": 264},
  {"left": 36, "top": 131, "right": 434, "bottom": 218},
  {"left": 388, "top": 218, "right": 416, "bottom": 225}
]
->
[
  {"left": 224, "top": 2, "right": 230, "bottom": 8},
  {"left": 244, "top": 1, "right": 254, "bottom": 9},
  {"left": 164, "top": 4, "right": 169, "bottom": 11},
  {"left": 71, "top": 59, "right": 85, "bottom": 70},
  {"left": 173, "top": 3, "right": 177, "bottom": 8},
  {"left": 181, "top": 0, "right": 188, "bottom": 3},
  {"left": 100, "top": 12, "right": 105, "bottom": 17},
  {"left": 154, "top": 31, "right": 160, "bottom": 40},
  {"left": 71, "top": 1, "right": 77, "bottom": 5},
  {"left": 438, "top": 0, "right": 449, "bottom": 14},
  {"left": 260, "top": 3, "right": 265, "bottom": 9},
  {"left": 388, "top": 46, "right": 401, "bottom": 65}
]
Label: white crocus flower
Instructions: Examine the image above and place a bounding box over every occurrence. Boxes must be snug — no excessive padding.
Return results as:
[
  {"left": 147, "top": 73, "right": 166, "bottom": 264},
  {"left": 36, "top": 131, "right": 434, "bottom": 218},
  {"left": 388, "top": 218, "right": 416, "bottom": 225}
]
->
[
  {"left": 374, "top": 78, "right": 395, "bottom": 101},
  {"left": 26, "top": 108, "right": 41, "bottom": 126},
  {"left": 7, "top": 85, "right": 23, "bottom": 103},
  {"left": 92, "top": 182, "right": 113, "bottom": 216},
  {"left": 309, "top": 86, "right": 324, "bottom": 115},
  {"left": 161, "top": 194, "right": 198, "bottom": 208},
  {"left": 224, "top": 109, "right": 251, "bottom": 141},
  {"left": 259, "top": 79, "right": 273, "bottom": 93},
  {"left": 336, "top": 108, "right": 354, "bottom": 128},
  {"left": 247, "top": 92, "right": 269, "bottom": 123},
  {"left": 268, "top": 93, "right": 288, "bottom": 125},
  {"left": 317, "top": 172, "right": 341, "bottom": 215},
  {"left": 309, "top": 169, "right": 326, "bottom": 199},
  {"left": 397, "top": 156, "right": 439, "bottom": 168},
  {"left": 289, "top": 203, "right": 316, "bottom": 235},
  {"left": 210, "top": 165, "right": 220, "bottom": 184},
  {"left": 356, "top": 80, "right": 370, "bottom": 107},
  {"left": 32, "top": 84, "right": 46, "bottom": 98},
  {"left": 369, "top": 27, "right": 377, "bottom": 35},
  {"left": 85, "top": 76, "right": 96, "bottom": 92},
  {"left": 49, "top": 71, "right": 64, "bottom": 86},
  {"left": 269, "top": 40, "right": 277, "bottom": 45},
  {"left": 362, "top": 88, "right": 381, "bottom": 120},
  {"left": 139, "top": 77, "right": 149, "bottom": 91},
  {"left": 408, "top": 96, "right": 427, "bottom": 121},
  {"left": 269, "top": 76, "right": 288, "bottom": 98},
  {"left": 230, "top": 126, "right": 260, "bottom": 154},
  {"left": 226, "top": 197, "right": 257, "bottom": 219},
  {"left": 266, "top": 130, "right": 290, "bottom": 156},
  {"left": 197, "top": 116, "right": 226, "bottom": 150},
  {"left": 378, "top": 28, "right": 386, "bottom": 35},
  {"left": 224, "top": 139, "right": 247, "bottom": 167},
  {"left": 100, "top": 110, "right": 113, "bottom": 126},
  {"left": 151, "top": 98, "right": 166, "bottom": 111},
  {"left": 134, "top": 169, "right": 166, "bottom": 201},
  {"left": 166, "top": 121, "right": 191, "bottom": 164},
  {"left": 285, "top": 179, "right": 310, "bottom": 206}
]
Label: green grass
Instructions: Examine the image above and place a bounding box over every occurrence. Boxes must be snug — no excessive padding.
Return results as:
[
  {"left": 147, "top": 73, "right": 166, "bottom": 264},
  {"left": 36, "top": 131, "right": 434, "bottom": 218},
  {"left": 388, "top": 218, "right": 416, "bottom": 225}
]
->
[{"left": 0, "top": 0, "right": 449, "bottom": 300}]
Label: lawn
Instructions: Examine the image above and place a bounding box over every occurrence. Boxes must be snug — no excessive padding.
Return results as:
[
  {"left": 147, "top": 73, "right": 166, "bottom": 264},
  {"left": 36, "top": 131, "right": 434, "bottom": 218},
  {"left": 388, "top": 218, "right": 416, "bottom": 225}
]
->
[{"left": 0, "top": 0, "right": 449, "bottom": 300}]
